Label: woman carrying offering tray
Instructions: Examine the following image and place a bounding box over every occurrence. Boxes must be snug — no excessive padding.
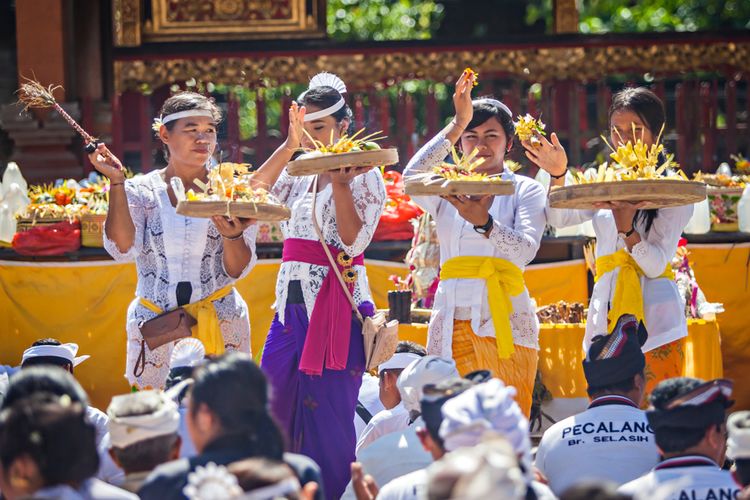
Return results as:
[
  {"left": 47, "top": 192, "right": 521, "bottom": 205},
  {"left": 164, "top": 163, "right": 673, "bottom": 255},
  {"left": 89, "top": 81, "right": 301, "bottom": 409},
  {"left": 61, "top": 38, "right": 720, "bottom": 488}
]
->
[
  {"left": 87, "top": 92, "right": 258, "bottom": 390},
  {"left": 525, "top": 87, "right": 693, "bottom": 398},
  {"left": 251, "top": 73, "right": 386, "bottom": 500},
  {"left": 403, "top": 70, "right": 546, "bottom": 417}
]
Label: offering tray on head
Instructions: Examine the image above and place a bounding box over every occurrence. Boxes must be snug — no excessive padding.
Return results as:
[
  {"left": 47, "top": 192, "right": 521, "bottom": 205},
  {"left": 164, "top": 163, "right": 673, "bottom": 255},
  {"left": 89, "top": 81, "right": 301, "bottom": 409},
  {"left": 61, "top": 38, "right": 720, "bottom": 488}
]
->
[{"left": 548, "top": 179, "right": 707, "bottom": 210}]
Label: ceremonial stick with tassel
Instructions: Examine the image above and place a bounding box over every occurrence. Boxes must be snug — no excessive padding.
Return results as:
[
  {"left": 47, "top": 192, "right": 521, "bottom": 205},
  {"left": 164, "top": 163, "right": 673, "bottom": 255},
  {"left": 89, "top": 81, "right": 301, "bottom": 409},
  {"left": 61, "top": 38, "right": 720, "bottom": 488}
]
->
[{"left": 16, "top": 77, "right": 117, "bottom": 164}]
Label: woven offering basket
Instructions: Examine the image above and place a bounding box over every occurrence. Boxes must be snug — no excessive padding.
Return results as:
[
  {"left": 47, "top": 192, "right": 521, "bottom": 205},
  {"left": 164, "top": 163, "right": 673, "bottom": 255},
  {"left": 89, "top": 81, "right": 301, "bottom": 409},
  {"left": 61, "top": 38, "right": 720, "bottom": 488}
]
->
[
  {"left": 287, "top": 148, "right": 399, "bottom": 176},
  {"left": 176, "top": 201, "right": 291, "bottom": 222},
  {"left": 404, "top": 179, "right": 515, "bottom": 197},
  {"left": 548, "top": 179, "right": 706, "bottom": 210},
  {"left": 80, "top": 213, "right": 107, "bottom": 247}
]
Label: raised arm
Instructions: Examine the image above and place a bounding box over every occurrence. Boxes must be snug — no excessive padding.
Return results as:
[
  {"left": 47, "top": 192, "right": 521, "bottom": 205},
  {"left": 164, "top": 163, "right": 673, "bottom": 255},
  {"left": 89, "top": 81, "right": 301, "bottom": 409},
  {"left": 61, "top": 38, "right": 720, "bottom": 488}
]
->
[{"left": 250, "top": 102, "right": 305, "bottom": 192}]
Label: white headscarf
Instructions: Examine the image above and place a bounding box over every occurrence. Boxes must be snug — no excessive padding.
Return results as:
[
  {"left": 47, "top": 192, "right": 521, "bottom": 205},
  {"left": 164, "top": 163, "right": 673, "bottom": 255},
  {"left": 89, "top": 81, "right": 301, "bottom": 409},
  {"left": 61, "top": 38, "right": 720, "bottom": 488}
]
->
[
  {"left": 107, "top": 389, "right": 180, "bottom": 449},
  {"left": 397, "top": 356, "right": 459, "bottom": 413},
  {"left": 727, "top": 411, "right": 750, "bottom": 460},
  {"left": 439, "top": 379, "right": 531, "bottom": 475},
  {"left": 21, "top": 343, "right": 90, "bottom": 367}
]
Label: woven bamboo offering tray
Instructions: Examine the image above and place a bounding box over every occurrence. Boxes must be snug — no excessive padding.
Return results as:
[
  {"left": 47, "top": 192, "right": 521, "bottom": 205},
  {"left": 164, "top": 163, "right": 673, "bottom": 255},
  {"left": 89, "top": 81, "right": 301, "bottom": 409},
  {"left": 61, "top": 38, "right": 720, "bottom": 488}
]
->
[
  {"left": 404, "top": 176, "right": 514, "bottom": 196},
  {"left": 176, "top": 201, "right": 291, "bottom": 221},
  {"left": 287, "top": 148, "right": 399, "bottom": 176},
  {"left": 548, "top": 179, "right": 706, "bottom": 210}
]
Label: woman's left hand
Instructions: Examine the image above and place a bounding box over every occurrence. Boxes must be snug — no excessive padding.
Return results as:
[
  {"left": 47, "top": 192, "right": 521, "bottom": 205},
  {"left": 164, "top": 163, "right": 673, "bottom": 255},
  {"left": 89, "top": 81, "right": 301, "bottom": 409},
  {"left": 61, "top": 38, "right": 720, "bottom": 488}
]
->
[
  {"left": 328, "top": 166, "right": 374, "bottom": 185},
  {"left": 441, "top": 194, "right": 494, "bottom": 226},
  {"left": 212, "top": 216, "right": 256, "bottom": 240}
]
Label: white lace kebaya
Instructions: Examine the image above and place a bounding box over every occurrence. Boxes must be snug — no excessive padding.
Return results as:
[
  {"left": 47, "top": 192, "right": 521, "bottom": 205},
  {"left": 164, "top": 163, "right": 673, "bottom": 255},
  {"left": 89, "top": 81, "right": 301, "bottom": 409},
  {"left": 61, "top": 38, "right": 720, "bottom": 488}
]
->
[
  {"left": 103, "top": 170, "right": 258, "bottom": 389},
  {"left": 271, "top": 168, "right": 386, "bottom": 324},
  {"left": 403, "top": 133, "right": 547, "bottom": 358}
]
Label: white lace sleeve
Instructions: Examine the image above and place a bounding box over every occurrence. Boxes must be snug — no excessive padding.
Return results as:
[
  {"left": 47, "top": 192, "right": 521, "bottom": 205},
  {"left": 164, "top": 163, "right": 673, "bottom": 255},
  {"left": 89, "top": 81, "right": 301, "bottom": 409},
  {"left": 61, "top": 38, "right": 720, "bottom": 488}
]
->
[
  {"left": 487, "top": 179, "right": 546, "bottom": 265},
  {"left": 403, "top": 133, "right": 452, "bottom": 215},
  {"left": 270, "top": 168, "right": 295, "bottom": 204},
  {"left": 545, "top": 175, "right": 596, "bottom": 228},
  {"left": 103, "top": 179, "right": 145, "bottom": 262},
  {"left": 220, "top": 223, "right": 259, "bottom": 280},
  {"left": 628, "top": 204, "right": 693, "bottom": 278},
  {"left": 336, "top": 168, "right": 386, "bottom": 257}
]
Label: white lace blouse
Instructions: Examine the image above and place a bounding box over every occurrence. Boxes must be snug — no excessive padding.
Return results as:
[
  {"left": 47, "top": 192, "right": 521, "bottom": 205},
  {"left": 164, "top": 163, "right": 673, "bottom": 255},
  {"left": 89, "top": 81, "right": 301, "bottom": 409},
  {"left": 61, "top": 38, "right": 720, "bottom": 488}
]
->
[
  {"left": 104, "top": 170, "right": 258, "bottom": 389},
  {"left": 271, "top": 168, "right": 387, "bottom": 324},
  {"left": 546, "top": 177, "right": 692, "bottom": 352},
  {"left": 403, "top": 134, "right": 546, "bottom": 357}
]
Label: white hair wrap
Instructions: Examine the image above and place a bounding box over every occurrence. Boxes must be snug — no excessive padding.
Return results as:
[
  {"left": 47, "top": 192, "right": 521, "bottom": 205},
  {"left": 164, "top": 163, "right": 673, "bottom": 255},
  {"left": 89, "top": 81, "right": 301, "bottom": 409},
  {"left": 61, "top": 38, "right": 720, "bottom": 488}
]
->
[
  {"left": 378, "top": 352, "right": 422, "bottom": 374},
  {"left": 474, "top": 98, "right": 513, "bottom": 119},
  {"left": 160, "top": 109, "right": 215, "bottom": 125},
  {"left": 397, "top": 355, "right": 459, "bottom": 413},
  {"left": 438, "top": 378, "right": 531, "bottom": 476},
  {"left": 303, "top": 72, "right": 348, "bottom": 122},
  {"left": 727, "top": 411, "right": 750, "bottom": 460},
  {"left": 21, "top": 343, "right": 90, "bottom": 367},
  {"left": 107, "top": 390, "right": 180, "bottom": 449}
]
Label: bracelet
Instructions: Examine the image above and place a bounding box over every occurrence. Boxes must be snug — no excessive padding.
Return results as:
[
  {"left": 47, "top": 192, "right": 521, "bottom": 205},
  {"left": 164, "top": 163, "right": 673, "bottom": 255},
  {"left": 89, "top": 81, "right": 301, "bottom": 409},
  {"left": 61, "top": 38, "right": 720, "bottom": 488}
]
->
[
  {"left": 110, "top": 182, "right": 125, "bottom": 187},
  {"left": 222, "top": 233, "right": 244, "bottom": 241},
  {"left": 451, "top": 119, "right": 467, "bottom": 131},
  {"left": 549, "top": 168, "right": 568, "bottom": 180}
]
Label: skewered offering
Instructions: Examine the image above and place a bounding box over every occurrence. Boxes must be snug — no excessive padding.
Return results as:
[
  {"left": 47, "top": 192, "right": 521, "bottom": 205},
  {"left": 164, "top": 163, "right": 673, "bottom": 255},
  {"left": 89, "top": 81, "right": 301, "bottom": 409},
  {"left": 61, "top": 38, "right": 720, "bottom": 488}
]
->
[
  {"left": 404, "top": 146, "right": 514, "bottom": 197},
  {"left": 286, "top": 128, "right": 398, "bottom": 176},
  {"left": 175, "top": 163, "right": 291, "bottom": 221}
]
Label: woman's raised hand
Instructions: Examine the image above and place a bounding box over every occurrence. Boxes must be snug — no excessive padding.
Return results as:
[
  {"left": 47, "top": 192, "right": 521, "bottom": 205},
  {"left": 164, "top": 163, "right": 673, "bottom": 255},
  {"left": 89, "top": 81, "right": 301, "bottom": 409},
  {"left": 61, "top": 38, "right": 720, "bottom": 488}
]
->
[
  {"left": 87, "top": 143, "right": 125, "bottom": 182},
  {"left": 452, "top": 70, "right": 476, "bottom": 130},
  {"left": 522, "top": 130, "right": 568, "bottom": 178},
  {"left": 284, "top": 101, "right": 306, "bottom": 151}
]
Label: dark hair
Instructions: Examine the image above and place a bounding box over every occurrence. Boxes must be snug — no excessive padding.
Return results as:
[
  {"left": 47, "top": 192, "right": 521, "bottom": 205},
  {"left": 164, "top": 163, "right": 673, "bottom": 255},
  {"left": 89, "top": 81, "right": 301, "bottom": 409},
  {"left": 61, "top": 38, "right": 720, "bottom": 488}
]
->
[
  {"left": 111, "top": 433, "right": 179, "bottom": 473},
  {"left": 22, "top": 338, "right": 73, "bottom": 371},
  {"left": 649, "top": 377, "right": 710, "bottom": 453},
  {"left": 159, "top": 92, "right": 222, "bottom": 132},
  {"left": 2, "top": 366, "right": 89, "bottom": 410},
  {"left": 421, "top": 378, "right": 474, "bottom": 451},
  {"left": 560, "top": 482, "right": 632, "bottom": 500},
  {"left": 395, "top": 341, "right": 427, "bottom": 357},
  {"left": 165, "top": 366, "right": 194, "bottom": 404},
  {"left": 586, "top": 370, "right": 643, "bottom": 399},
  {"left": 609, "top": 87, "right": 666, "bottom": 234},
  {"left": 190, "top": 352, "right": 284, "bottom": 460},
  {"left": 735, "top": 459, "right": 750, "bottom": 487},
  {"left": 297, "top": 86, "right": 353, "bottom": 125},
  {"left": 228, "top": 457, "right": 300, "bottom": 497},
  {"left": 466, "top": 97, "right": 515, "bottom": 147},
  {"left": 0, "top": 393, "right": 99, "bottom": 487}
]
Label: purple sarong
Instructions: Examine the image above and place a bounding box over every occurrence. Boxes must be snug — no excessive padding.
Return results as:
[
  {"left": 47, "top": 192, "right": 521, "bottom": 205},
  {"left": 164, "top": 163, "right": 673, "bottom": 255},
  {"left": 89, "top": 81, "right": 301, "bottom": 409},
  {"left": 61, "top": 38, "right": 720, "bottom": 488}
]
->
[{"left": 261, "top": 298, "right": 370, "bottom": 500}]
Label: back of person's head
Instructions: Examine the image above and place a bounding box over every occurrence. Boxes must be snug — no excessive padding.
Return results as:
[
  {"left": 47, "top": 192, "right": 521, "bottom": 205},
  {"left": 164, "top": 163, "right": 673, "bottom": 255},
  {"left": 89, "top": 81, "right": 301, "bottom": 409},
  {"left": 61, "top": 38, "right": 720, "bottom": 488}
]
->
[
  {"left": 190, "top": 352, "right": 284, "bottom": 460},
  {"left": 1, "top": 366, "right": 88, "bottom": 410},
  {"left": 398, "top": 356, "right": 459, "bottom": 417},
  {"left": 165, "top": 338, "right": 205, "bottom": 404},
  {"left": 107, "top": 390, "right": 181, "bottom": 473},
  {"left": 560, "top": 482, "right": 632, "bottom": 500},
  {"left": 426, "top": 437, "right": 526, "bottom": 500},
  {"left": 728, "top": 411, "right": 750, "bottom": 487},
  {"left": 647, "top": 377, "right": 733, "bottom": 455},
  {"left": 21, "top": 338, "right": 71, "bottom": 371},
  {"left": 0, "top": 393, "right": 99, "bottom": 491},
  {"left": 395, "top": 341, "right": 427, "bottom": 357},
  {"left": 228, "top": 457, "right": 302, "bottom": 498},
  {"left": 420, "top": 378, "right": 474, "bottom": 453}
]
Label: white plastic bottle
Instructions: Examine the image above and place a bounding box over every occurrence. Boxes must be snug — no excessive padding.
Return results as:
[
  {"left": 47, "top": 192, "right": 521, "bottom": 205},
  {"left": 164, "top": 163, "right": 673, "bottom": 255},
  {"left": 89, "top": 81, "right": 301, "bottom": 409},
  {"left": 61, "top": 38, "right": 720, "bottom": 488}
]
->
[
  {"left": 738, "top": 186, "right": 750, "bottom": 233},
  {"left": 684, "top": 198, "right": 711, "bottom": 234}
]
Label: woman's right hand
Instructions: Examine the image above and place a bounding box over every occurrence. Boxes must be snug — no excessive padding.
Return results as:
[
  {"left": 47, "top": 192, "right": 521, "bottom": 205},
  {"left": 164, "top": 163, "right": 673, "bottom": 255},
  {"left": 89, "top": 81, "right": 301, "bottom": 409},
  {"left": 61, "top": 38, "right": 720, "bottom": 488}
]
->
[
  {"left": 452, "top": 70, "right": 475, "bottom": 129},
  {"left": 283, "top": 101, "right": 306, "bottom": 152},
  {"left": 87, "top": 143, "right": 125, "bottom": 181},
  {"left": 522, "top": 130, "right": 568, "bottom": 178}
]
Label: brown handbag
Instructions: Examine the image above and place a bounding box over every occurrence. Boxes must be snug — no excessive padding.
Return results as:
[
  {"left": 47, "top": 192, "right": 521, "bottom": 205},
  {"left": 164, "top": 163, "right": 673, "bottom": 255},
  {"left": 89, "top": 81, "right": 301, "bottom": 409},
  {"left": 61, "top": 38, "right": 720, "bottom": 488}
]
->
[
  {"left": 133, "top": 308, "right": 197, "bottom": 378},
  {"left": 310, "top": 175, "right": 399, "bottom": 371}
]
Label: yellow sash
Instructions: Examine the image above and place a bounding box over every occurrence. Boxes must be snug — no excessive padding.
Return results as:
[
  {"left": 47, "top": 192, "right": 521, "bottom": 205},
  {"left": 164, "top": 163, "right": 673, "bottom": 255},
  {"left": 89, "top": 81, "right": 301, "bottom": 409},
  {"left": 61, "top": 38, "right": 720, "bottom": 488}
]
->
[
  {"left": 138, "top": 285, "right": 234, "bottom": 356},
  {"left": 440, "top": 256, "right": 525, "bottom": 359},
  {"left": 595, "top": 248, "right": 674, "bottom": 326}
]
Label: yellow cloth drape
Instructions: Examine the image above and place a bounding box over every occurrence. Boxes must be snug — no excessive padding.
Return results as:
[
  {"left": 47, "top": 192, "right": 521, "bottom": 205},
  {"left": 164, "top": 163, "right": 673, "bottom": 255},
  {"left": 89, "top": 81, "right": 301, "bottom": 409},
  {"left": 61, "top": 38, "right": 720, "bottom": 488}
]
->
[
  {"left": 440, "top": 256, "right": 525, "bottom": 359},
  {"left": 595, "top": 249, "right": 674, "bottom": 325},
  {"left": 138, "top": 285, "right": 234, "bottom": 356}
]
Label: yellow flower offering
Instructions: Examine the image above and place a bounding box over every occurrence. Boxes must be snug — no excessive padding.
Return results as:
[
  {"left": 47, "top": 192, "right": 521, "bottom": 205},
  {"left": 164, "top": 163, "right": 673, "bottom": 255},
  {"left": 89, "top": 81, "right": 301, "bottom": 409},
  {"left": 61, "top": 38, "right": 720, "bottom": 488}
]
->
[
  {"left": 515, "top": 114, "right": 546, "bottom": 144},
  {"left": 464, "top": 67, "right": 479, "bottom": 87},
  {"left": 431, "top": 147, "right": 503, "bottom": 182},
  {"left": 303, "top": 128, "right": 385, "bottom": 155},
  {"left": 185, "top": 163, "right": 277, "bottom": 204}
]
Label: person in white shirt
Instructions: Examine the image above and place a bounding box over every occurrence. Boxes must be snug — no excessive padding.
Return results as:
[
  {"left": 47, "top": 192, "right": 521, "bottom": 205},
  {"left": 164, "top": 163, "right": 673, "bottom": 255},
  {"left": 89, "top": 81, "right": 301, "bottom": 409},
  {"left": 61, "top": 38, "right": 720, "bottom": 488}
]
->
[
  {"left": 619, "top": 377, "right": 740, "bottom": 500},
  {"left": 526, "top": 87, "right": 693, "bottom": 400},
  {"left": 535, "top": 314, "right": 660, "bottom": 495},
  {"left": 357, "top": 355, "right": 457, "bottom": 453},
  {"left": 355, "top": 342, "right": 426, "bottom": 444},
  {"left": 403, "top": 70, "right": 546, "bottom": 418},
  {"left": 164, "top": 338, "right": 206, "bottom": 458},
  {"left": 727, "top": 411, "right": 750, "bottom": 491}
]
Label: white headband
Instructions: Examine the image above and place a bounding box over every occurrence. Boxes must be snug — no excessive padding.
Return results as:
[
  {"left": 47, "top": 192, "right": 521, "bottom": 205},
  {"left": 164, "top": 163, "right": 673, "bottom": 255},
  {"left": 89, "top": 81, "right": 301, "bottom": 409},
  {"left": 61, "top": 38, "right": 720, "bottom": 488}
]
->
[
  {"left": 21, "top": 343, "right": 90, "bottom": 367},
  {"left": 378, "top": 352, "right": 422, "bottom": 374},
  {"left": 160, "top": 109, "right": 215, "bottom": 125},
  {"left": 474, "top": 98, "right": 513, "bottom": 119},
  {"left": 303, "top": 72, "right": 348, "bottom": 122},
  {"left": 107, "top": 390, "right": 180, "bottom": 449}
]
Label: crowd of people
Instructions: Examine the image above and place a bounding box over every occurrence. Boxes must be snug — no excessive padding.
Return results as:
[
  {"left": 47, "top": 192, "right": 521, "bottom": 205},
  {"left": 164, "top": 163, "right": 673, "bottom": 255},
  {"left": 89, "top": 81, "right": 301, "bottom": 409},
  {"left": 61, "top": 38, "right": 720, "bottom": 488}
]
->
[{"left": 0, "top": 69, "right": 746, "bottom": 499}]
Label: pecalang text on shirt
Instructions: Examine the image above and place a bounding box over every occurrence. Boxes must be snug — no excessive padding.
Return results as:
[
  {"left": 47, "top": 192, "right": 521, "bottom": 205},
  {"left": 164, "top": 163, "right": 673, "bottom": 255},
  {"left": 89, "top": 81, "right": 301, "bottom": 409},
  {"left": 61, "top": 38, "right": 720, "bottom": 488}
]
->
[
  {"left": 677, "top": 488, "right": 739, "bottom": 500},
  {"left": 560, "top": 420, "right": 653, "bottom": 439}
]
